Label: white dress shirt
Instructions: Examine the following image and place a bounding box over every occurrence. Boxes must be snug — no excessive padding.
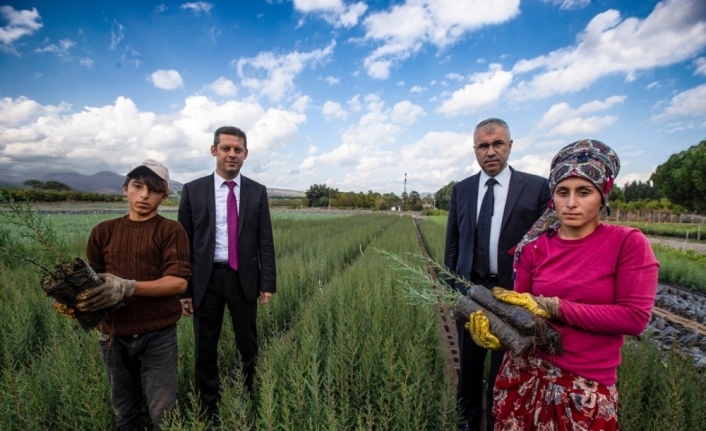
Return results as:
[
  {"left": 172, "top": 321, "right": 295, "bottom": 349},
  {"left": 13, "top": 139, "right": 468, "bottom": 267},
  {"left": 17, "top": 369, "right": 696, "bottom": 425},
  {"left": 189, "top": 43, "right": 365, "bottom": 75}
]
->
[
  {"left": 477, "top": 166, "right": 512, "bottom": 275},
  {"left": 213, "top": 171, "right": 241, "bottom": 263}
]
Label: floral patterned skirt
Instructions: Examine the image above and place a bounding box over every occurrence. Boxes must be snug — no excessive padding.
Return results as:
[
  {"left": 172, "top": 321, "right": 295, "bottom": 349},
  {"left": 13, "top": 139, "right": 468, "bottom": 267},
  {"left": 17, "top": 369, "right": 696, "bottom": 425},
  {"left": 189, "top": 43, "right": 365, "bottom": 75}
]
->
[{"left": 492, "top": 352, "right": 619, "bottom": 431}]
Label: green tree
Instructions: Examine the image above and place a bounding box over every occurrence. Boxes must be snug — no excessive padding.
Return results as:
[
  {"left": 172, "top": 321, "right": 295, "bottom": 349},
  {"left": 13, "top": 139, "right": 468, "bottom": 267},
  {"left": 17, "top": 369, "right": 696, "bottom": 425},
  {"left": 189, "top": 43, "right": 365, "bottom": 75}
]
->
[
  {"left": 43, "top": 180, "right": 71, "bottom": 191},
  {"left": 23, "top": 179, "right": 45, "bottom": 189},
  {"left": 610, "top": 184, "right": 625, "bottom": 202},
  {"left": 651, "top": 140, "right": 706, "bottom": 212},
  {"left": 434, "top": 181, "right": 456, "bottom": 210},
  {"left": 305, "top": 183, "right": 336, "bottom": 207},
  {"left": 623, "top": 180, "right": 660, "bottom": 202},
  {"left": 408, "top": 190, "right": 422, "bottom": 211}
]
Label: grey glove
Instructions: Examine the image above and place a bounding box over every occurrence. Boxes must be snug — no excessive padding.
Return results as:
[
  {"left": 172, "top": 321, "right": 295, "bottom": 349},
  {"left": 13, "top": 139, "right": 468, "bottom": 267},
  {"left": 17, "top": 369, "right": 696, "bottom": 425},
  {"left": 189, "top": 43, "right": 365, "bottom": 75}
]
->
[{"left": 76, "top": 273, "right": 136, "bottom": 312}]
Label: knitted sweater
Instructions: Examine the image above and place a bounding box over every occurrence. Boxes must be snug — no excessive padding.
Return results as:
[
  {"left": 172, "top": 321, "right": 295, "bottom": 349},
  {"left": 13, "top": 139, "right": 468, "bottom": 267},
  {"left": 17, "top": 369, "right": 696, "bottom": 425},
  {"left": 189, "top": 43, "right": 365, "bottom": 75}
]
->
[
  {"left": 86, "top": 214, "right": 192, "bottom": 336},
  {"left": 514, "top": 223, "right": 659, "bottom": 385}
]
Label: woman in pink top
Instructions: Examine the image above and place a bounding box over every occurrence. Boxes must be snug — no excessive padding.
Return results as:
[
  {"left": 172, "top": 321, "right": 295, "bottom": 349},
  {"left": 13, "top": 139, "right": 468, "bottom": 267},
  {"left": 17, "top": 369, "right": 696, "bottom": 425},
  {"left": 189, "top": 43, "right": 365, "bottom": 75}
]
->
[{"left": 487, "top": 140, "right": 659, "bottom": 430}]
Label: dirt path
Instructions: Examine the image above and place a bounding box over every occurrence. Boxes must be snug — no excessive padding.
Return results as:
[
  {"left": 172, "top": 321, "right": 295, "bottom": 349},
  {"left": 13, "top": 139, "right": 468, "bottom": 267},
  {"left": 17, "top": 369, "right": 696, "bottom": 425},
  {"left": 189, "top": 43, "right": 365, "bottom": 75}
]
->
[{"left": 647, "top": 236, "right": 706, "bottom": 254}]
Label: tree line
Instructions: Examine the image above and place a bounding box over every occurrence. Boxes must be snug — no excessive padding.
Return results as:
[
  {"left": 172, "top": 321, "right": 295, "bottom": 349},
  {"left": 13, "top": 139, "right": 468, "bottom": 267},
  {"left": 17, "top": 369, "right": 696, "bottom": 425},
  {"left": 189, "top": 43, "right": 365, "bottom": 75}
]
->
[
  {"left": 6, "top": 140, "right": 704, "bottom": 212},
  {"left": 302, "top": 183, "right": 434, "bottom": 211},
  {"left": 0, "top": 187, "right": 124, "bottom": 203}
]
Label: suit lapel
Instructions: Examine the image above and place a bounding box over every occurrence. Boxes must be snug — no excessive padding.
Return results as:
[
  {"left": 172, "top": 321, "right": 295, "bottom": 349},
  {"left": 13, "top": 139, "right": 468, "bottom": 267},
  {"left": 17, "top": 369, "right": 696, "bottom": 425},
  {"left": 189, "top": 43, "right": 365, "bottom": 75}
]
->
[
  {"left": 238, "top": 175, "right": 249, "bottom": 235},
  {"left": 467, "top": 173, "right": 480, "bottom": 228},
  {"left": 501, "top": 167, "right": 523, "bottom": 233},
  {"left": 206, "top": 176, "right": 217, "bottom": 241}
]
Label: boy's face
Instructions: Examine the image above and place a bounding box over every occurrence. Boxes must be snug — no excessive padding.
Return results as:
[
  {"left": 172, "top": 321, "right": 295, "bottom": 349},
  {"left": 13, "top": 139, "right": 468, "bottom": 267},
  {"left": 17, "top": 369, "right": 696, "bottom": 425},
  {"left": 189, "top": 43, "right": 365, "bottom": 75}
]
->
[{"left": 123, "top": 177, "right": 167, "bottom": 221}]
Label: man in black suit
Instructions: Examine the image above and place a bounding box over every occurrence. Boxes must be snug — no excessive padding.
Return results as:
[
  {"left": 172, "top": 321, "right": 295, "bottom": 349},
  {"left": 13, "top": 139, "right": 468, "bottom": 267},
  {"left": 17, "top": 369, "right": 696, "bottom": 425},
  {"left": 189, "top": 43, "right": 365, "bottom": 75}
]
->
[
  {"left": 178, "top": 126, "right": 276, "bottom": 420},
  {"left": 445, "top": 118, "right": 550, "bottom": 431}
]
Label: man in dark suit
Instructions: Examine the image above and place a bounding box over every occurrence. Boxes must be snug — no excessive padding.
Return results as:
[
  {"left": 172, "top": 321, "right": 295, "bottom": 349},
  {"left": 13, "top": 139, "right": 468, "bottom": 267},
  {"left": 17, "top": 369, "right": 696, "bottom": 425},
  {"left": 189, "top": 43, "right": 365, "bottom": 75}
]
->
[
  {"left": 178, "top": 126, "right": 276, "bottom": 420},
  {"left": 445, "top": 118, "right": 550, "bottom": 431}
]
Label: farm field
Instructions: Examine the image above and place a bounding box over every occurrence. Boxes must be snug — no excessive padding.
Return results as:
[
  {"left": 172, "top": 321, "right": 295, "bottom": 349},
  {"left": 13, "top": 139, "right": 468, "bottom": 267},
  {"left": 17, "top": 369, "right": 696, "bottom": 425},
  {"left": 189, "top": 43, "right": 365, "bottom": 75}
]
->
[{"left": 1, "top": 212, "right": 705, "bottom": 430}]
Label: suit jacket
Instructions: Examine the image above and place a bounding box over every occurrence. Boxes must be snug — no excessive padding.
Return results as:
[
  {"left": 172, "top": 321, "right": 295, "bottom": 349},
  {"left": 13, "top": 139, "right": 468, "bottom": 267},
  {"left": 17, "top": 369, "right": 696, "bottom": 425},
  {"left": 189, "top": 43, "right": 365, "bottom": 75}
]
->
[
  {"left": 178, "top": 173, "right": 277, "bottom": 308},
  {"left": 444, "top": 167, "right": 550, "bottom": 293}
]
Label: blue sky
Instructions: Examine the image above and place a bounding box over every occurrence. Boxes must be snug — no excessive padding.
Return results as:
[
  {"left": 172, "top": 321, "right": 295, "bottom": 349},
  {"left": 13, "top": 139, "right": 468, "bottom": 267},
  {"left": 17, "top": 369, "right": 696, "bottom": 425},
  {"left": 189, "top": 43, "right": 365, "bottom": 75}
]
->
[{"left": 1, "top": 0, "right": 705, "bottom": 194}]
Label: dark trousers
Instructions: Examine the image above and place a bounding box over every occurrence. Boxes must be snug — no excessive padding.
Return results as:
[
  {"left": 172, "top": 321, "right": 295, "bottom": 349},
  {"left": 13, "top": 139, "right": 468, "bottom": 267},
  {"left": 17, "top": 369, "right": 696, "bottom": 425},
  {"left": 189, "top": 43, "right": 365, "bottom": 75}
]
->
[
  {"left": 100, "top": 324, "right": 178, "bottom": 431},
  {"left": 194, "top": 266, "right": 258, "bottom": 416},
  {"left": 457, "top": 278, "right": 505, "bottom": 431}
]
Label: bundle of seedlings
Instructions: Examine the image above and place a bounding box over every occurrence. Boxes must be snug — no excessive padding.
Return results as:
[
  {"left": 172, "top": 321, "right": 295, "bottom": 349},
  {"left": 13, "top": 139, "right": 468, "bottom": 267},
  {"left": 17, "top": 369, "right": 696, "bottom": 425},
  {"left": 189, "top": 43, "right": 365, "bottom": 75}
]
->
[
  {"left": 452, "top": 286, "right": 563, "bottom": 355},
  {"left": 377, "top": 248, "right": 562, "bottom": 356},
  {"left": 0, "top": 193, "right": 115, "bottom": 330}
]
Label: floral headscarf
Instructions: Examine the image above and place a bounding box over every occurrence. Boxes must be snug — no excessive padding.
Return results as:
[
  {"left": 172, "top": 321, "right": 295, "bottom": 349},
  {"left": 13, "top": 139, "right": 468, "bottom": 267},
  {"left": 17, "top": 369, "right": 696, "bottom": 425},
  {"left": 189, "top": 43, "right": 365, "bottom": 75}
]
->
[{"left": 513, "top": 139, "right": 621, "bottom": 270}]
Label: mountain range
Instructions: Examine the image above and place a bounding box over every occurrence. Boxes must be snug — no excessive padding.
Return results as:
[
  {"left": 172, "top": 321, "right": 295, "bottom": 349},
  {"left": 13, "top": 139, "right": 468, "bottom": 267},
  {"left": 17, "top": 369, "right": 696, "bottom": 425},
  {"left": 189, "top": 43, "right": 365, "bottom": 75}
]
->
[{"left": 0, "top": 170, "right": 305, "bottom": 197}]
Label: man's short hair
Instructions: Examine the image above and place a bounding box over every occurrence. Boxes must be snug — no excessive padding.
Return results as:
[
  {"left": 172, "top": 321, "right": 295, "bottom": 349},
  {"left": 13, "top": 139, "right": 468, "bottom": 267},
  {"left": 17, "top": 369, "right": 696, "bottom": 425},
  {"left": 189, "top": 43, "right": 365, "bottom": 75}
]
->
[
  {"left": 474, "top": 118, "right": 511, "bottom": 140},
  {"left": 214, "top": 126, "right": 248, "bottom": 149}
]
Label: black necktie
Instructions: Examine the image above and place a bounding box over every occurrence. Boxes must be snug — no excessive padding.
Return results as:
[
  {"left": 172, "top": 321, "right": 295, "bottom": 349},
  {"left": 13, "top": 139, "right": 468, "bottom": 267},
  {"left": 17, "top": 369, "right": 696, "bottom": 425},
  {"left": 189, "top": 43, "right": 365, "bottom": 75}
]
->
[{"left": 473, "top": 178, "right": 498, "bottom": 279}]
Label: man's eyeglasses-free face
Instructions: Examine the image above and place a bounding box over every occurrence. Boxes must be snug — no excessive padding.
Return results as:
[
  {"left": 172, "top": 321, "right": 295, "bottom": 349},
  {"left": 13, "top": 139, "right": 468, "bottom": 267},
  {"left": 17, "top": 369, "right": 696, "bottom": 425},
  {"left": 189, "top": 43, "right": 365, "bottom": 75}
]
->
[{"left": 474, "top": 140, "right": 509, "bottom": 152}]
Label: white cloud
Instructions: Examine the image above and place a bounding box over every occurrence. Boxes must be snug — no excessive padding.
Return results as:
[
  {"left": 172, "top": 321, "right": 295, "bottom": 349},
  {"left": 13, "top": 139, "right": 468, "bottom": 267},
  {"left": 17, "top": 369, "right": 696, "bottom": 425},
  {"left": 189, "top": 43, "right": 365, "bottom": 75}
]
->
[
  {"left": 511, "top": 0, "right": 706, "bottom": 100},
  {"left": 541, "top": 0, "right": 590, "bottom": 10},
  {"left": 180, "top": 2, "right": 213, "bottom": 15},
  {"left": 205, "top": 77, "right": 237, "bottom": 96},
  {"left": 0, "top": 96, "right": 70, "bottom": 127},
  {"left": 291, "top": 95, "right": 311, "bottom": 113},
  {"left": 389, "top": 100, "right": 425, "bottom": 125},
  {"left": 0, "top": 6, "right": 42, "bottom": 52},
  {"left": 436, "top": 64, "right": 513, "bottom": 116},
  {"left": 410, "top": 85, "right": 427, "bottom": 93},
  {"left": 694, "top": 57, "right": 706, "bottom": 76},
  {"left": 155, "top": 4, "right": 169, "bottom": 13},
  {"left": 79, "top": 57, "right": 94, "bottom": 68},
  {"left": 0, "top": 95, "right": 307, "bottom": 184},
  {"left": 110, "top": 20, "right": 124, "bottom": 50},
  {"left": 362, "top": 0, "right": 520, "bottom": 79},
  {"left": 545, "top": 116, "right": 618, "bottom": 137},
  {"left": 651, "top": 84, "right": 706, "bottom": 121},
  {"left": 324, "top": 75, "right": 340, "bottom": 85},
  {"left": 235, "top": 40, "right": 336, "bottom": 102},
  {"left": 148, "top": 69, "right": 185, "bottom": 90},
  {"left": 35, "top": 39, "right": 75, "bottom": 60},
  {"left": 646, "top": 81, "right": 660, "bottom": 89},
  {"left": 293, "top": 0, "right": 368, "bottom": 28},
  {"left": 537, "top": 95, "right": 626, "bottom": 130},
  {"left": 322, "top": 101, "right": 348, "bottom": 120}
]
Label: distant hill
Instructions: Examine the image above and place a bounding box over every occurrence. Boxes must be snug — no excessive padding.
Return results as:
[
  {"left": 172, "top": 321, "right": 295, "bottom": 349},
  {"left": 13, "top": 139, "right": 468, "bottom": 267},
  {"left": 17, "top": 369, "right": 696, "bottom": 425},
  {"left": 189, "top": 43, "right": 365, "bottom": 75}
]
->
[
  {"left": 0, "top": 170, "right": 304, "bottom": 197},
  {"left": 1, "top": 170, "right": 183, "bottom": 195}
]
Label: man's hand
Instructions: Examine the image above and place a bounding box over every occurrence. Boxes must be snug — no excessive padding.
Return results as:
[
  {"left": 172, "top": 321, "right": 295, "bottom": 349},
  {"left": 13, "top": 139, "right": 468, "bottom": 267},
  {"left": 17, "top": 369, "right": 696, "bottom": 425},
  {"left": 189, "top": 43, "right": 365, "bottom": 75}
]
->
[
  {"left": 76, "top": 273, "right": 136, "bottom": 312},
  {"left": 259, "top": 292, "right": 273, "bottom": 304},
  {"left": 180, "top": 298, "right": 194, "bottom": 317},
  {"left": 466, "top": 311, "right": 502, "bottom": 350},
  {"left": 492, "top": 287, "right": 559, "bottom": 319}
]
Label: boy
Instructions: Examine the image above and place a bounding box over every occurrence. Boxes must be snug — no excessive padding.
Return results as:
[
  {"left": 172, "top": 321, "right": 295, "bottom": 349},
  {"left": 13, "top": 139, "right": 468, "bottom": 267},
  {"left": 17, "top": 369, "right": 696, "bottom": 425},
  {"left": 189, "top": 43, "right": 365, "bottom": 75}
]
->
[{"left": 77, "top": 159, "right": 191, "bottom": 430}]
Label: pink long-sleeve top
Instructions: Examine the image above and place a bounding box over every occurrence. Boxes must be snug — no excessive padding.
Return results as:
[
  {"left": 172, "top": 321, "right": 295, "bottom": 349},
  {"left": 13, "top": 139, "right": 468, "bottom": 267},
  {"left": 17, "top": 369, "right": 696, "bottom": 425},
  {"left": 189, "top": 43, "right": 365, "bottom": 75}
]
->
[{"left": 514, "top": 223, "right": 659, "bottom": 385}]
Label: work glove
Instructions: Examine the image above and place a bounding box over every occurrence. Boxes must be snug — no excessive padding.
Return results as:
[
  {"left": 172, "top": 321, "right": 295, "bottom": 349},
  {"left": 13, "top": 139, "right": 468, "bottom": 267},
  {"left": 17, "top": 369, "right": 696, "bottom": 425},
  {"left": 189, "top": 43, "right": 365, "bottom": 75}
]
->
[
  {"left": 493, "top": 287, "right": 560, "bottom": 319},
  {"left": 51, "top": 299, "right": 76, "bottom": 318},
  {"left": 76, "top": 273, "right": 136, "bottom": 312},
  {"left": 466, "top": 311, "right": 502, "bottom": 350}
]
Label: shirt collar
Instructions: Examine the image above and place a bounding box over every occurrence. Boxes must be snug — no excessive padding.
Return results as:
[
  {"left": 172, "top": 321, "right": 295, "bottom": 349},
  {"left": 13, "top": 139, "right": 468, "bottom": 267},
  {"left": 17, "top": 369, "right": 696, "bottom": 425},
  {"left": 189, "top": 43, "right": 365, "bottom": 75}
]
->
[
  {"left": 479, "top": 165, "right": 511, "bottom": 188},
  {"left": 214, "top": 171, "right": 241, "bottom": 188}
]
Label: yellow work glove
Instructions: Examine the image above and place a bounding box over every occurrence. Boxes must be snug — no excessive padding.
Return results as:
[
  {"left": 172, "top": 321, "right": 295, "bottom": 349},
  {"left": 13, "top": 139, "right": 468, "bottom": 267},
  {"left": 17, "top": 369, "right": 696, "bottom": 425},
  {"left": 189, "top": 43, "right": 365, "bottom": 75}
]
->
[
  {"left": 51, "top": 300, "right": 76, "bottom": 319},
  {"left": 492, "top": 287, "right": 559, "bottom": 319},
  {"left": 465, "top": 311, "right": 502, "bottom": 350}
]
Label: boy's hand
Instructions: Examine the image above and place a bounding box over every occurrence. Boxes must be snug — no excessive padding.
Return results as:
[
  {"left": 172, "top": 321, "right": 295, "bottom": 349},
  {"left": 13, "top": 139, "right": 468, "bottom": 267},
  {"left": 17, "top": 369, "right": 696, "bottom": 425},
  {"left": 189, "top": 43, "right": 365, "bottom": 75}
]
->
[
  {"left": 76, "top": 273, "right": 136, "bottom": 311},
  {"left": 180, "top": 298, "right": 194, "bottom": 317}
]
